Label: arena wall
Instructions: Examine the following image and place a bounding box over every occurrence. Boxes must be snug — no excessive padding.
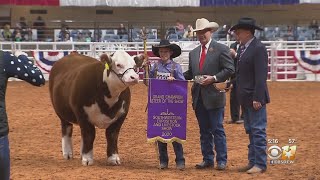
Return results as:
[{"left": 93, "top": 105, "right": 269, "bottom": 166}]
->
[{"left": 3, "top": 4, "right": 320, "bottom": 28}]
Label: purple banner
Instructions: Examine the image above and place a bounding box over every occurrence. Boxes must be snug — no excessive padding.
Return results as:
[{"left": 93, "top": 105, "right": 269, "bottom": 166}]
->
[{"left": 147, "top": 79, "right": 188, "bottom": 143}]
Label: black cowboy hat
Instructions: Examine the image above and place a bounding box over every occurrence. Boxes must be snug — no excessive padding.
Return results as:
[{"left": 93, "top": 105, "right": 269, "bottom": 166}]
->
[
  {"left": 152, "top": 39, "right": 181, "bottom": 59},
  {"left": 230, "top": 17, "right": 263, "bottom": 31}
]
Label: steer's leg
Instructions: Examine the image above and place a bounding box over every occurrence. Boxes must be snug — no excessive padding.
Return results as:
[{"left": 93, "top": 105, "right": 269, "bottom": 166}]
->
[
  {"left": 106, "top": 115, "right": 126, "bottom": 165},
  {"left": 80, "top": 120, "right": 96, "bottom": 166},
  {"left": 61, "top": 119, "right": 73, "bottom": 160}
]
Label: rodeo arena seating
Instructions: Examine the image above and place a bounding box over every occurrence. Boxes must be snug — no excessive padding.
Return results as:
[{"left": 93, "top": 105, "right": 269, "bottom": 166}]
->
[{"left": 0, "top": 0, "right": 320, "bottom": 82}]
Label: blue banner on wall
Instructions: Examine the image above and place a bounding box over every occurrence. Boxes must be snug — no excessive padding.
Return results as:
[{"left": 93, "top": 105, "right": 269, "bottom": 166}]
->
[{"left": 200, "top": 0, "right": 299, "bottom": 6}]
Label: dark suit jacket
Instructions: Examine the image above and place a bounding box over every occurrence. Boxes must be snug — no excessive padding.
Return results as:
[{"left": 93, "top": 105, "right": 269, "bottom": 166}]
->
[
  {"left": 236, "top": 38, "right": 270, "bottom": 108},
  {"left": 184, "top": 40, "right": 235, "bottom": 110}
]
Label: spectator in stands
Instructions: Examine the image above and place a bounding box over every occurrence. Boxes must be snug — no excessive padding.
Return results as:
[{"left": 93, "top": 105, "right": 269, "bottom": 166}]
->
[
  {"left": 12, "top": 27, "right": 20, "bottom": 39},
  {"left": 58, "top": 24, "right": 70, "bottom": 41},
  {"left": 0, "top": 50, "right": 45, "bottom": 180},
  {"left": 65, "top": 33, "right": 71, "bottom": 42},
  {"left": 33, "top": 16, "right": 46, "bottom": 41},
  {"left": 175, "top": 20, "right": 185, "bottom": 33},
  {"left": 1, "top": 24, "right": 12, "bottom": 41},
  {"left": 139, "top": 26, "right": 149, "bottom": 39},
  {"left": 77, "top": 32, "right": 87, "bottom": 42},
  {"left": 17, "top": 17, "right": 27, "bottom": 30},
  {"left": 14, "top": 17, "right": 27, "bottom": 40},
  {"left": 309, "top": 20, "right": 319, "bottom": 39},
  {"left": 93, "top": 29, "right": 102, "bottom": 42},
  {"left": 85, "top": 36, "right": 92, "bottom": 42},
  {"left": 309, "top": 19, "right": 319, "bottom": 33},
  {"left": 166, "top": 27, "right": 177, "bottom": 39},
  {"left": 315, "top": 30, "right": 320, "bottom": 40},
  {"left": 183, "top": 24, "right": 194, "bottom": 39},
  {"left": 81, "top": 30, "right": 92, "bottom": 42},
  {"left": 284, "top": 25, "right": 295, "bottom": 41},
  {"left": 13, "top": 28, "right": 23, "bottom": 42},
  {"left": 23, "top": 27, "right": 33, "bottom": 41},
  {"left": 218, "top": 24, "right": 230, "bottom": 40},
  {"left": 117, "top": 23, "right": 128, "bottom": 39}
]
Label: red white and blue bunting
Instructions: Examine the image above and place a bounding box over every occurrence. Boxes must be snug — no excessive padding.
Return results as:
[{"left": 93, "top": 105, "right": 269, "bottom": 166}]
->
[
  {"left": 294, "top": 50, "right": 320, "bottom": 73},
  {"left": 33, "top": 51, "right": 69, "bottom": 72}
]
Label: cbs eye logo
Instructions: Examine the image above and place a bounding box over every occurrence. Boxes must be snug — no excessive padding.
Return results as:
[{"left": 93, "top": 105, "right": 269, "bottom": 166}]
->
[
  {"left": 268, "top": 145, "right": 282, "bottom": 160},
  {"left": 268, "top": 145, "right": 297, "bottom": 160}
]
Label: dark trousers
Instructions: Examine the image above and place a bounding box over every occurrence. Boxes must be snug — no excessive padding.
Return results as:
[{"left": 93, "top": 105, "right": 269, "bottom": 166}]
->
[
  {"left": 230, "top": 82, "right": 244, "bottom": 121},
  {"left": 243, "top": 106, "right": 267, "bottom": 170},
  {"left": 158, "top": 141, "right": 185, "bottom": 165},
  {"left": 195, "top": 98, "right": 227, "bottom": 165},
  {"left": 0, "top": 135, "right": 10, "bottom": 180}
]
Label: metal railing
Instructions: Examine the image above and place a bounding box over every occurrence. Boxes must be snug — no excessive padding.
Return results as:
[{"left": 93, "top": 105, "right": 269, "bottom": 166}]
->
[{"left": 1, "top": 40, "right": 319, "bottom": 81}]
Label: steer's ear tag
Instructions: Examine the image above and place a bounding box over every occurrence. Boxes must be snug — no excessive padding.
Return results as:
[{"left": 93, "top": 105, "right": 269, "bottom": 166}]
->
[{"left": 105, "top": 63, "right": 110, "bottom": 70}]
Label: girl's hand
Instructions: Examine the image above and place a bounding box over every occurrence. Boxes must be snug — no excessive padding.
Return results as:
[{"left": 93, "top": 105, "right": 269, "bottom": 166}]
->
[{"left": 168, "top": 76, "right": 175, "bottom": 81}]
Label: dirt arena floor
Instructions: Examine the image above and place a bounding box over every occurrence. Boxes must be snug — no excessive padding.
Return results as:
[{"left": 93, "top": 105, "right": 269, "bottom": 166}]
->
[{"left": 6, "top": 81, "right": 320, "bottom": 180}]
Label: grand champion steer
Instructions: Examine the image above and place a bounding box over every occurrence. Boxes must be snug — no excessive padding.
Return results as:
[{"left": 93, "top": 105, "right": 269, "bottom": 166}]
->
[{"left": 49, "top": 50, "right": 143, "bottom": 166}]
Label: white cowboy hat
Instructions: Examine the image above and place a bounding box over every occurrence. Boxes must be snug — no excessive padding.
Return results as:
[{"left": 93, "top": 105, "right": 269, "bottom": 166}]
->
[{"left": 193, "top": 18, "right": 219, "bottom": 32}]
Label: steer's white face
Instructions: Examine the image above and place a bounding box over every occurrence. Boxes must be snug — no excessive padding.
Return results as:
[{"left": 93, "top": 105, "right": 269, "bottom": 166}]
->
[{"left": 110, "top": 50, "right": 139, "bottom": 86}]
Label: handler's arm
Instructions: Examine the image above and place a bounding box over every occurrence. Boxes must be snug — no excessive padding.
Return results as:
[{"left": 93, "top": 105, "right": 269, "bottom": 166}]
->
[
  {"left": 215, "top": 47, "right": 235, "bottom": 82},
  {"left": 253, "top": 45, "right": 268, "bottom": 103},
  {"left": 4, "top": 52, "right": 45, "bottom": 86}
]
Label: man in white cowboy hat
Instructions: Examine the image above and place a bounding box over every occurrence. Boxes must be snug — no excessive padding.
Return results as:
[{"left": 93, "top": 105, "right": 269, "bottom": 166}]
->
[
  {"left": 230, "top": 17, "right": 270, "bottom": 174},
  {"left": 184, "top": 18, "right": 234, "bottom": 170}
]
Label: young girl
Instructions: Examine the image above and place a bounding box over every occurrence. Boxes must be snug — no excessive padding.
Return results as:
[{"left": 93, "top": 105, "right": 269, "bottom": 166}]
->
[{"left": 149, "top": 39, "right": 185, "bottom": 170}]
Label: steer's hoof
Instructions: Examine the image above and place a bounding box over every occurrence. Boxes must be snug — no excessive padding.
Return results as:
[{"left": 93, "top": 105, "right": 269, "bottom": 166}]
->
[
  {"left": 82, "top": 158, "right": 94, "bottom": 166},
  {"left": 82, "top": 151, "right": 94, "bottom": 166},
  {"left": 63, "top": 153, "right": 73, "bottom": 160},
  {"left": 107, "top": 154, "right": 121, "bottom": 165}
]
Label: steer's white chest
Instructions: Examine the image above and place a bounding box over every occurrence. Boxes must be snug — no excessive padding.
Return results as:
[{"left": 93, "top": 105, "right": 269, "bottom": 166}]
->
[{"left": 83, "top": 100, "right": 125, "bottom": 129}]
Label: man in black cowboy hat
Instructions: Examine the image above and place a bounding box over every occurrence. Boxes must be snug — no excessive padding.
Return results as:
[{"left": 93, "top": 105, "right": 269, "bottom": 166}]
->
[
  {"left": 230, "top": 17, "right": 270, "bottom": 174},
  {"left": 149, "top": 39, "right": 186, "bottom": 170}
]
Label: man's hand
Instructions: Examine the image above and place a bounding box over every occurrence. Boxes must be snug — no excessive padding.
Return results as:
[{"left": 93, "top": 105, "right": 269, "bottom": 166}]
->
[
  {"left": 225, "top": 84, "right": 233, "bottom": 92},
  {"left": 230, "top": 49, "right": 237, "bottom": 58},
  {"left": 199, "top": 75, "right": 215, "bottom": 85},
  {"left": 253, "top": 101, "right": 262, "bottom": 110},
  {"left": 167, "top": 76, "right": 175, "bottom": 81}
]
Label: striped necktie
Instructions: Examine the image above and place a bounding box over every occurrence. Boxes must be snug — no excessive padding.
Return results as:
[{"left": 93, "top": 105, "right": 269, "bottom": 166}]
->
[{"left": 239, "top": 44, "right": 245, "bottom": 58}]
